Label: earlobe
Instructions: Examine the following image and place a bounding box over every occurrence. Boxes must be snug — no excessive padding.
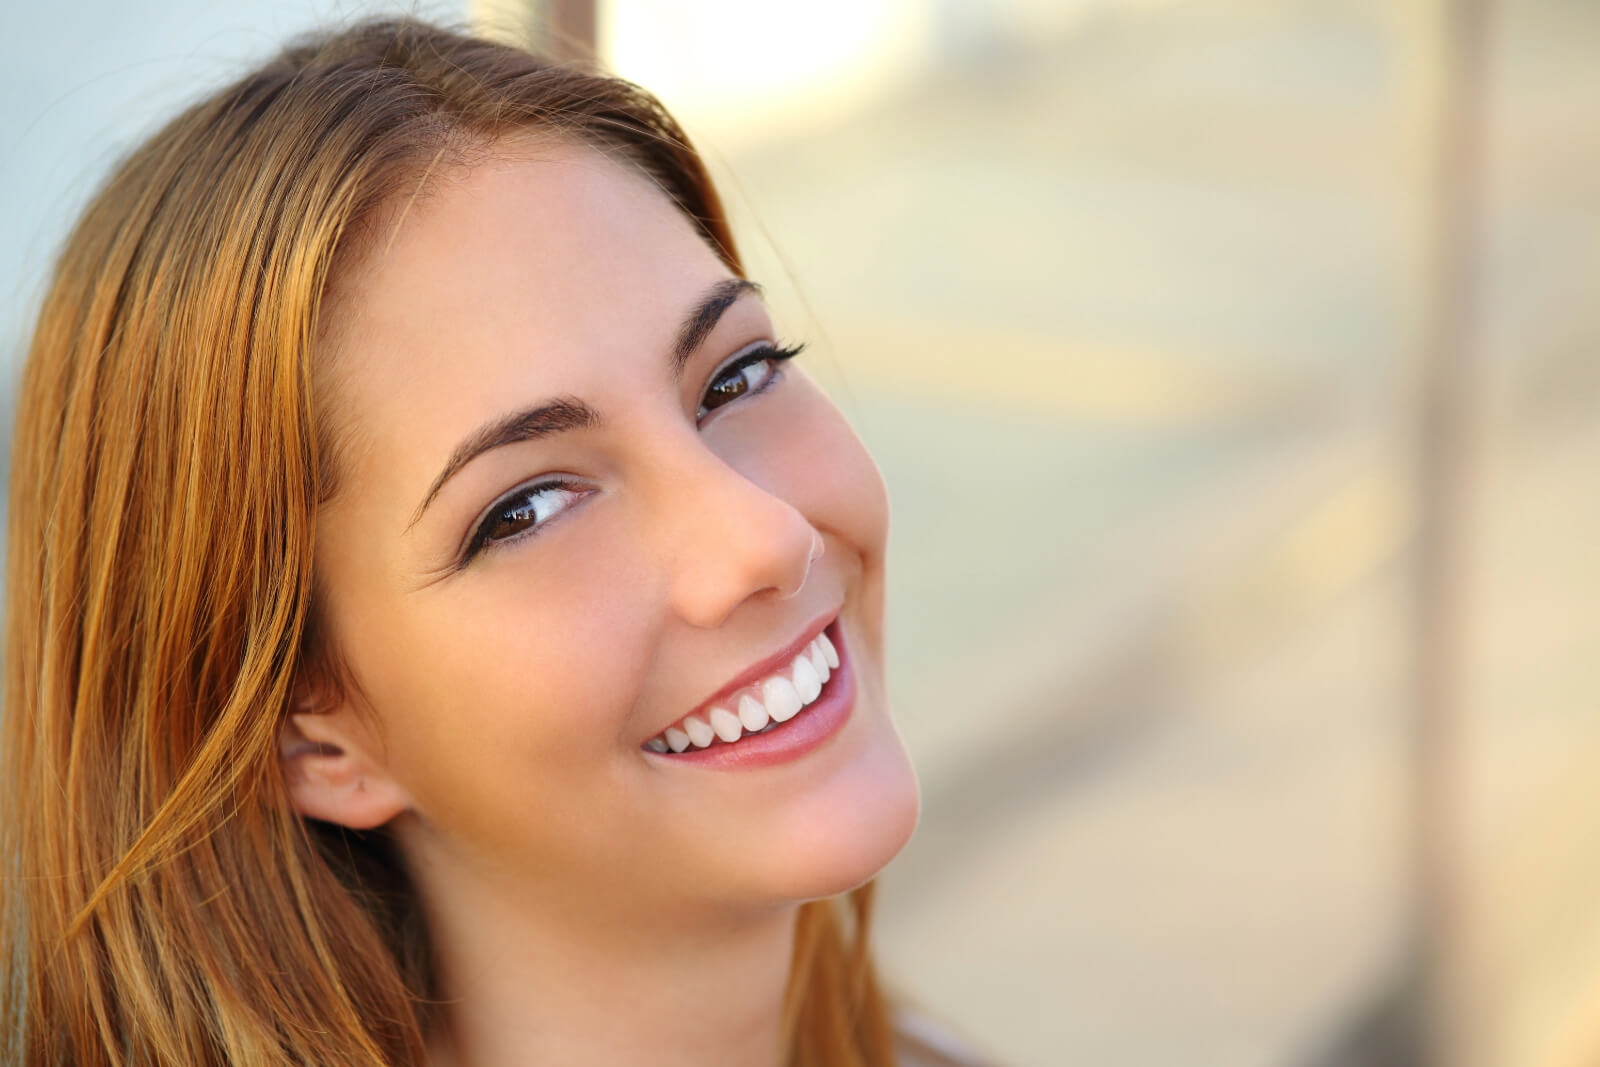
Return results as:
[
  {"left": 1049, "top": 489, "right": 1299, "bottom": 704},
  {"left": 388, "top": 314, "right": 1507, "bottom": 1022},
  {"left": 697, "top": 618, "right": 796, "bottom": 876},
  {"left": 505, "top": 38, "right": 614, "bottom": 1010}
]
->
[{"left": 280, "top": 708, "right": 411, "bottom": 830}]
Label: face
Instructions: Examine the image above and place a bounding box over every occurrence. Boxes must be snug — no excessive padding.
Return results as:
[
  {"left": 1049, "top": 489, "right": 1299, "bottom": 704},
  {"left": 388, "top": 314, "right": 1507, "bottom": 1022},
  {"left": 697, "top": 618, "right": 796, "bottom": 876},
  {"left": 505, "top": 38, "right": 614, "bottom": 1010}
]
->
[{"left": 302, "top": 141, "right": 919, "bottom": 924}]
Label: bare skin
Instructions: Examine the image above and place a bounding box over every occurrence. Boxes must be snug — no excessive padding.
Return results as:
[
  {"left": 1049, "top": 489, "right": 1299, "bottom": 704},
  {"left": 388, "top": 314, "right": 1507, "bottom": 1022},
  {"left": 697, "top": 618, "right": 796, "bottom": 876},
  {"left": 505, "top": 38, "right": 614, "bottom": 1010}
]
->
[{"left": 278, "top": 141, "right": 919, "bottom": 1065}]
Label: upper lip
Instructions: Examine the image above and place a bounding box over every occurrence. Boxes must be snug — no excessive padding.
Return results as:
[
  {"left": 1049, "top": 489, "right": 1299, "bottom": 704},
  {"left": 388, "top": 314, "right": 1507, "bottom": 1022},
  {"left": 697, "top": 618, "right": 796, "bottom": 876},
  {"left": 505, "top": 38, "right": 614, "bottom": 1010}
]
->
[{"left": 656, "top": 610, "right": 839, "bottom": 736}]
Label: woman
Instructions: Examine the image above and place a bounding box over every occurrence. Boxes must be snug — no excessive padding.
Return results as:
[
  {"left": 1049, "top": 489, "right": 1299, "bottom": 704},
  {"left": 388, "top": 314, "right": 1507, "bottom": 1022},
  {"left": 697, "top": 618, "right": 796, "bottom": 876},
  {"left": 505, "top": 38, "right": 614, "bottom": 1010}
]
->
[{"left": 0, "top": 18, "right": 950, "bottom": 1067}]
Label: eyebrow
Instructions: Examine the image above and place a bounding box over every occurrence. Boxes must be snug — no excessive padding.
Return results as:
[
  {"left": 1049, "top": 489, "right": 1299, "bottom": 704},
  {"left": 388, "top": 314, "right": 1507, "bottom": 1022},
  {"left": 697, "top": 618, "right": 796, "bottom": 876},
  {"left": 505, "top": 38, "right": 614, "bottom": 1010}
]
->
[
  {"left": 409, "top": 277, "right": 762, "bottom": 528},
  {"left": 408, "top": 398, "right": 598, "bottom": 528},
  {"left": 673, "top": 278, "right": 761, "bottom": 374}
]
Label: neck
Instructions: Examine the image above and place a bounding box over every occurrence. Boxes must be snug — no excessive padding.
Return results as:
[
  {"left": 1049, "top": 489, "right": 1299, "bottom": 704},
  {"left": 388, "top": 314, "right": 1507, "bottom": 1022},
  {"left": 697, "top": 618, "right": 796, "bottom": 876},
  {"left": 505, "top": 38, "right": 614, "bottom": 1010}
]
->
[{"left": 416, "top": 867, "right": 797, "bottom": 1067}]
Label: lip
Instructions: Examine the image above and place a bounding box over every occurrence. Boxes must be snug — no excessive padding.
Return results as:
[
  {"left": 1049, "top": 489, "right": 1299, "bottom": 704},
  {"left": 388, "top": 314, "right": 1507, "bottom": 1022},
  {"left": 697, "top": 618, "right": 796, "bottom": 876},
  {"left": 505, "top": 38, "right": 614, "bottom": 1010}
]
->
[
  {"left": 664, "top": 610, "right": 837, "bottom": 729},
  {"left": 643, "top": 618, "right": 854, "bottom": 771}
]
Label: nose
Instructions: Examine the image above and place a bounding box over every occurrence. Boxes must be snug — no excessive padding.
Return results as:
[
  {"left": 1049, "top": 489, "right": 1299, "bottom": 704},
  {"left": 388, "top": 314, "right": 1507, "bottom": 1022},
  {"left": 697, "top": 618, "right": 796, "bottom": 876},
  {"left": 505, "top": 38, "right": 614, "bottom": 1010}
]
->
[{"left": 652, "top": 443, "right": 822, "bottom": 630}]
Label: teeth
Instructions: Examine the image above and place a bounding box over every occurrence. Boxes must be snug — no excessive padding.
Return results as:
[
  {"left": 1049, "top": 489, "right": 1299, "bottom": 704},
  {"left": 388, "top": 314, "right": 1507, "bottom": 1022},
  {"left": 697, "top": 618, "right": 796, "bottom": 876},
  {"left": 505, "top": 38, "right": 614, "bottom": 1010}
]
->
[
  {"left": 762, "top": 675, "right": 804, "bottom": 723},
  {"left": 816, "top": 632, "right": 839, "bottom": 670},
  {"left": 808, "top": 641, "right": 830, "bottom": 684},
  {"left": 709, "top": 705, "right": 743, "bottom": 743},
  {"left": 792, "top": 655, "right": 822, "bottom": 704},
  {"left": 683, "top": 715, "right": 715, "bottom": 749},
  {"left": 648, "top": 629, "right": 839, "bottom": 753},
  {"left": 738, "top": 694, "right": 770, "bottom": 733}
]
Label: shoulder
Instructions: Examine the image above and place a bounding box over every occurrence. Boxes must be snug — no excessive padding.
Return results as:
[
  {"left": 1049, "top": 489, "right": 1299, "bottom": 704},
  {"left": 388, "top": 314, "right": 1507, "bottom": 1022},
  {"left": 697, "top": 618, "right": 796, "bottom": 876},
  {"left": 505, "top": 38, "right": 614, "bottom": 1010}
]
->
[{"left": 896, "top": 1006, "right": 997, "bottom": 1067}]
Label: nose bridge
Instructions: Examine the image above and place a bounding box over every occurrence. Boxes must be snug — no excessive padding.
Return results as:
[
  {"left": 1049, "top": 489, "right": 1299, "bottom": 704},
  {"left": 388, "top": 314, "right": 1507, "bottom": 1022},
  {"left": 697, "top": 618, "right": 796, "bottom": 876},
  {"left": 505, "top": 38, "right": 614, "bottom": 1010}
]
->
[{"left": 650, "top": 432, "right": 820, "bottom": 630}]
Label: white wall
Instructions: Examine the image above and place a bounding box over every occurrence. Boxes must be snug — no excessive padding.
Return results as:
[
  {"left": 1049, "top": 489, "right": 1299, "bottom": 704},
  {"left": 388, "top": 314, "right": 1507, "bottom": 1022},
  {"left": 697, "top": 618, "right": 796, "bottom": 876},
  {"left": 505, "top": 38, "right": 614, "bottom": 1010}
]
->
[{"left": 0, "top": 0, "right": 466, "bottom": 374}]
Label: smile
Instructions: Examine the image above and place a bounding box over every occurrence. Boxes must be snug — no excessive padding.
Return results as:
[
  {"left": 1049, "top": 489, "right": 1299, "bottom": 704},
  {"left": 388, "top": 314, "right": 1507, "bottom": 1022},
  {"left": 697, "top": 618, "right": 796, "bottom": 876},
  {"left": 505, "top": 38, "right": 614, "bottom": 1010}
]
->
[{"left": 645, "top": 630, "right": 840, "bottom": 753}]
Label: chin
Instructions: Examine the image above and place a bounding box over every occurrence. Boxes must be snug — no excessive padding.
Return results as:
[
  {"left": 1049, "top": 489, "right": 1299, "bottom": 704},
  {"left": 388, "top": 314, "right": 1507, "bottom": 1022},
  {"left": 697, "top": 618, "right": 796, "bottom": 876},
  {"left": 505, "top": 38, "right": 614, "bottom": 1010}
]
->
[{"left": 765, "top": 725, "right": 922, "bottom": 903}]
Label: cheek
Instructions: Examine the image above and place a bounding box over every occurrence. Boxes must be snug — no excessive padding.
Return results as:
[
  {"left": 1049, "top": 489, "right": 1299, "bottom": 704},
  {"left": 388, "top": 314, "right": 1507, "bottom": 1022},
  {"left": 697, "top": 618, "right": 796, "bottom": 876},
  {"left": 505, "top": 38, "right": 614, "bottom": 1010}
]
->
[
  {"left": 774, "top": 378, "right": 892, "bottom": 656},
  {"left": 320, "top": 523, "right": 662, "bottom": 832},
  {"left": 720, "top": 374, "right": 889, "bottom": 573}
]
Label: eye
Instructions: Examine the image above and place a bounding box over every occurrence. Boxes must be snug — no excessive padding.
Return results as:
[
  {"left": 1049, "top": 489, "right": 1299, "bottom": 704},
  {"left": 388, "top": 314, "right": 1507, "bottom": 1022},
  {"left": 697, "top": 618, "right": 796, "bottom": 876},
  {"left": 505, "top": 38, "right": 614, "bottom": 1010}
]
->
[
  {"left": 697, "top": 342, "right": 805, "bottom": 421},
  {"left": 464, "top": 479, "right": 587, "bottom": 561}
]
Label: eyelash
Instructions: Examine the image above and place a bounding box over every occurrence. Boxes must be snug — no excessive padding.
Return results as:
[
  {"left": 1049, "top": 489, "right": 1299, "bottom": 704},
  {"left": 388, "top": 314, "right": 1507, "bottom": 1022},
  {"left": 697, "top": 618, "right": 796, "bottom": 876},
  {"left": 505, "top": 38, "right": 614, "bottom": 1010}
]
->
[
  {"left": 696, "top": 341, "right": 805, "bottom": 420},
  {"left": 460, "top": 340, "right": 806, "bottom": 564}
]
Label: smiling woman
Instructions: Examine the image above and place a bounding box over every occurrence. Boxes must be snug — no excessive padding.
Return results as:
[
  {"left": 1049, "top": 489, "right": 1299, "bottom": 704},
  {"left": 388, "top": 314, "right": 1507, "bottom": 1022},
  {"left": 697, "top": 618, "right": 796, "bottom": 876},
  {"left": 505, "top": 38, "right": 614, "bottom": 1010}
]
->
[{"left": 0, "top": 19, "right": 943, "bottom": 1067}]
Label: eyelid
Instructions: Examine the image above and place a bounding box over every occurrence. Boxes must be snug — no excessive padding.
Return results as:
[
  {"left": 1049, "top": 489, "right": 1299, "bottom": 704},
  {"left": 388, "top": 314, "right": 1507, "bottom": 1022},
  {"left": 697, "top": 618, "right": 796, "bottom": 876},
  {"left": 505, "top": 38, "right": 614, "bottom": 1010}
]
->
[
  {"left": 697, "top": 339, "right": 805, "bottom": 421},
  {"left": 712, "top": 338, "right": 804, "bottom": 374},
  {"left": 459, "top": 476, "right": 588, "bottom": 565}
]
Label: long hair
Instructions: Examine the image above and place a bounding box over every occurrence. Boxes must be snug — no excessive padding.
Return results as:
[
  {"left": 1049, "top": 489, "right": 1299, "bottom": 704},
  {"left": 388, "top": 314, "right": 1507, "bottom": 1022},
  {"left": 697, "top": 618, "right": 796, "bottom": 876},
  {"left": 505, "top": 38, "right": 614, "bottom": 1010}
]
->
[{"left": 1, "top": 19, "right": 897, "bottom": 1066}]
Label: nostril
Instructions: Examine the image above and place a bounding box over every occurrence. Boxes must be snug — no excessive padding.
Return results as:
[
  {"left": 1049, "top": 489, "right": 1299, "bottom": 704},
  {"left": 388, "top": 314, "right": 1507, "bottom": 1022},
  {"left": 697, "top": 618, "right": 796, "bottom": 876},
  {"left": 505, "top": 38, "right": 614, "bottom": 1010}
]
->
[
  {"left": 660, "top": 450, "right": 820, "bottom": 627},
  {"left": 783, "top": 530, "right": 825, "bottom": 600}
]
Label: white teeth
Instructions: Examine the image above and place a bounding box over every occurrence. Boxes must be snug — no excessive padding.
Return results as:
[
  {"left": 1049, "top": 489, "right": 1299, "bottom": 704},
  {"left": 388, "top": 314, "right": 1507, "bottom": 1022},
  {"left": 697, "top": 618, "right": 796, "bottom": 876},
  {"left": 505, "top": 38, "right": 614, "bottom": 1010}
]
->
[
  {"left": 683, "top": 715, "right": 715, "bottom": 749},
  {"left": 738, "top": 694, "right": 770, "bottom": 733},
  {"left": 816, "top": 631, "right": 839, "bottom": 670},
  {"left": 709, "top": 705, "right": 742, "bottom": 743},
  {"left": 653, "top": 631, "right": 839, "bottom": 754},
  {"left": 808, "top": 642, "right": 830, "bottom": 683},
  {"left": 762, "top": 675, "right": 803, "bottom": 723},
  {"left": 792, "top": 655, "right": 822, "bottom": 704}
]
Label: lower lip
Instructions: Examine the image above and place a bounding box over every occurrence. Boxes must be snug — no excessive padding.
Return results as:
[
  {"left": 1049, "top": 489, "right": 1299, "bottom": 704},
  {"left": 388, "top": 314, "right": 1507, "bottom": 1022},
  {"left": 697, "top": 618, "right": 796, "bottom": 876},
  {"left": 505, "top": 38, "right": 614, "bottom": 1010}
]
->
[{"left": 648, "top": 623, "right": 856, "bottom": 771}]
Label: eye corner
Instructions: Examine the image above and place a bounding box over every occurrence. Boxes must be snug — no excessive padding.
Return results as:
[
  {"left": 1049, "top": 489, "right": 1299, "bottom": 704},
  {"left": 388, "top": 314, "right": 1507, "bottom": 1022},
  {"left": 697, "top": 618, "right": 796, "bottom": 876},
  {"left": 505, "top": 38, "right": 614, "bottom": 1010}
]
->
[
  {"left": 696, "top": 339, "right": 806, "bottom": 422},
  {"left": 460, "top": 477, "right": 590, "bottom": 566}
]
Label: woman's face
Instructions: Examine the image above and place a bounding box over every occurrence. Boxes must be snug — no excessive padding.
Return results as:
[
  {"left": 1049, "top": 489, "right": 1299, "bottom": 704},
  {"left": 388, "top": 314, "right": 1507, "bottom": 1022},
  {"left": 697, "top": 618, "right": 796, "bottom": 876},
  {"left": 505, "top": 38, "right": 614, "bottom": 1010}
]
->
[{"left": 299, "top": 141, "right": 918, "bottom": 921}]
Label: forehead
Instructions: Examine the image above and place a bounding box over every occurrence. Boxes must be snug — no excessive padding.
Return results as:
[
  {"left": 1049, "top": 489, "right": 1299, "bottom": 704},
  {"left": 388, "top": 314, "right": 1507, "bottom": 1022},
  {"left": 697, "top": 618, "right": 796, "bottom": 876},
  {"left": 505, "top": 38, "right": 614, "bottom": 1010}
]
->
[{"left": 315, "top": 140, "right": 732, "bottom": 491}]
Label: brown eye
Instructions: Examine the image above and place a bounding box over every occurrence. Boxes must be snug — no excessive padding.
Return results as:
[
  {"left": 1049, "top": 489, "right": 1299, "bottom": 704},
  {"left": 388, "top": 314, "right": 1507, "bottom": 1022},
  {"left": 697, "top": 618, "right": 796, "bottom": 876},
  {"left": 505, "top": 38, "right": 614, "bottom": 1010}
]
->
[
  {"left": 696, "top": 342, "right": 804, "bottom": 421},
  {"left": 700, "top": 360, "right": 771, "bottom": 416},
  {"left": 465, "top": 481, "right": 586, "bottom": 561}
]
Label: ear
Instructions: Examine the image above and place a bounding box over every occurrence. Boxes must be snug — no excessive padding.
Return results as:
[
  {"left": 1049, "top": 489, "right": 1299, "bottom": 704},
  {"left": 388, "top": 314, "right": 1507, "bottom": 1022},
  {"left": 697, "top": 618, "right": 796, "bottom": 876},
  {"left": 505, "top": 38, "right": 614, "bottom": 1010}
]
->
[{"left": 280, "top": 678, "right": 412, "bottom": 830}]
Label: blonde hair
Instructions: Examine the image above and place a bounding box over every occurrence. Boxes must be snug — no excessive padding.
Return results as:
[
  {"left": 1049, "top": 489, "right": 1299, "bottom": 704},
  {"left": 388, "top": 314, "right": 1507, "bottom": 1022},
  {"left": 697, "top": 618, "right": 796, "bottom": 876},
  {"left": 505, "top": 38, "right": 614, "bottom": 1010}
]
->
[{"left": 2, "top": 19, "right": 896, "bottom": 1066}]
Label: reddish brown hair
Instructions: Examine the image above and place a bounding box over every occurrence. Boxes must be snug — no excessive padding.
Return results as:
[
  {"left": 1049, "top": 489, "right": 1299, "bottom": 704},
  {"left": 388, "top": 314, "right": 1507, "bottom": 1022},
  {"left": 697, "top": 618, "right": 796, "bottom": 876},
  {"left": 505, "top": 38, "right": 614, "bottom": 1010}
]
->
[{"left": 2, "top": 19, "right": 895, "bottom": 1066}]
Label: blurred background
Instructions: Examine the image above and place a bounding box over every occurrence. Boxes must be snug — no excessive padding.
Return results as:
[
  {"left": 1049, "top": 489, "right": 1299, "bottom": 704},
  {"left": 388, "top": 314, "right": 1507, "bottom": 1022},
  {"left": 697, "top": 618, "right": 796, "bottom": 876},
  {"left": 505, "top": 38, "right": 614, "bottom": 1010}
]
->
[{"left": 3, "top": 0, "right": 1597, "bottom": 1064}]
